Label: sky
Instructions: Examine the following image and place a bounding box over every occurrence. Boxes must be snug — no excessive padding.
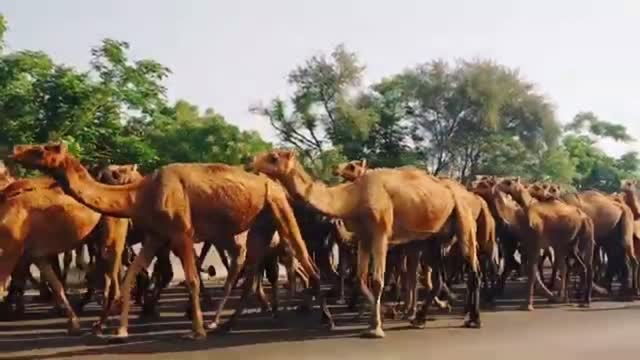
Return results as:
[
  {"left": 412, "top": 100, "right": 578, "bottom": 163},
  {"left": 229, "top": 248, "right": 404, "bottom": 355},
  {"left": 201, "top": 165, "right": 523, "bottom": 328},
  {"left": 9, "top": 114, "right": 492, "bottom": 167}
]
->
[{"left": 2, "top": 0, "right": 638, "bottom": 156}]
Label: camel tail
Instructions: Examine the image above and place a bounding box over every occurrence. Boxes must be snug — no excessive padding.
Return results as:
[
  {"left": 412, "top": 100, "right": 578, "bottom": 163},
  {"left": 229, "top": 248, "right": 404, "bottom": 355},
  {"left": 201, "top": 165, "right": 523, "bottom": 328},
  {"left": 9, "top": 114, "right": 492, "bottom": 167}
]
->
[
  {"left": 265, "top": 181, "right": 320, "bottom": 281},
  {"left": 476, "top": 199, "right": 497, "bottom": 258},
  {"left": 577, "top": 215, "right": 595, "bottom": 266},
  {"left": 618, "top": 204, "right": 637, "bottom": 259},
  {"left": 448, "top": 186, "right": 479, "bottom": 272}
]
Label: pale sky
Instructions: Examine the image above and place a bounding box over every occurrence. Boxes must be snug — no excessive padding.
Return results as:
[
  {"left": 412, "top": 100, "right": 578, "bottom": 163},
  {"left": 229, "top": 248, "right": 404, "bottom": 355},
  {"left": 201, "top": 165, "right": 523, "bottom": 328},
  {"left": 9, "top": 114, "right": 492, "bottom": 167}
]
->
[{"left": 2, "top": 0, "right": 638, "bottom": 156}]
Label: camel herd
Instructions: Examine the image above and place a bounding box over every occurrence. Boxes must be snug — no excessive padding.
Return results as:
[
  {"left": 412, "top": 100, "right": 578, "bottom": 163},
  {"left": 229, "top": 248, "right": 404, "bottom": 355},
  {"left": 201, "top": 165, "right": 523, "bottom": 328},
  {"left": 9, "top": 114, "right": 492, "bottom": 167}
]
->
[{"left": 0, "top": 143, "right": 639, "bottom": 341}]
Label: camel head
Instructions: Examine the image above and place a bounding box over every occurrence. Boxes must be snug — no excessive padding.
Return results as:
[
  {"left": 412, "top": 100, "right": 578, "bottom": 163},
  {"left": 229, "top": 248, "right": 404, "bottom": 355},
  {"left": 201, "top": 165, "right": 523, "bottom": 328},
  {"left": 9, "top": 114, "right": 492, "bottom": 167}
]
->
[
  {"left": 470, "top": 177, "right": 498, "bottom": 198},
  {"left": 0, "top": 161, "right": 14, "bottom": 189},
  {"left": 621, "top": 179, "right": 637, "bottom": 193},
  {"left": 495, "top": 176, "right": 526, "bottom": 198},
  {"left": 11, "top": 142, "right": 69, "bottom": 175},
  {"left": 251, "top": 149, "right": 297, "bottom": 179},
  {"left": 333, "top": 159, "right": 367, "bottom": 181},
  {"left": 96, "top": 164, "right": 142, "bottom": 185},
  {"left": 546, "top": 183, "right": 562, "bottom": 199},
  {"left": 527, "top": 182, "right": 552, "bottom": 201}
]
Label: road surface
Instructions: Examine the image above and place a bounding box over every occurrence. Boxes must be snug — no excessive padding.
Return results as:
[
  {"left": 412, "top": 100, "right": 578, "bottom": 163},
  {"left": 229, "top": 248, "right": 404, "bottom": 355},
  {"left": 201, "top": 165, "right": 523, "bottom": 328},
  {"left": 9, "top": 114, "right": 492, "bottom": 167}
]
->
[{"left": 1, "top": 278, "right": 639, "bottom": 360}]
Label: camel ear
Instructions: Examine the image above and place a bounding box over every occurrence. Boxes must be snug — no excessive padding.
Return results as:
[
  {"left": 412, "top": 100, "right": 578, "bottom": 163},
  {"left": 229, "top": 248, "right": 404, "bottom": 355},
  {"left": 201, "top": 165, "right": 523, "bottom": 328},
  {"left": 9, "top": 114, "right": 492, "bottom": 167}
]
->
[
  {"left": 514, "top": 176, "right": 521, "bottom": 184},
  {"left": 360, "top": 159, "right": 367, "bottom": 168},
  {"left": 280, "top": 150, "right": 296, "bottom": 162},
  {"left": 129, "top": 164, "right": 138, "bottom": 172},
  {"left": 12, "top": 144, "right": 28, "bottom": 155},
  {"left": 44, "top": 142, "right": 67, "bottom": 154}
]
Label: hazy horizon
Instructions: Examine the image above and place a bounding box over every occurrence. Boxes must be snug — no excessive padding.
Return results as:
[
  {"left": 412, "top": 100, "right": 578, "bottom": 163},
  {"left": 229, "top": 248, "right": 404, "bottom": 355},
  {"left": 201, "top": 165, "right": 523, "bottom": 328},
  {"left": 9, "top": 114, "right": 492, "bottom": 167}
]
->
[{"left": 2, "top": 0, "right": 638, "bottom": 156}]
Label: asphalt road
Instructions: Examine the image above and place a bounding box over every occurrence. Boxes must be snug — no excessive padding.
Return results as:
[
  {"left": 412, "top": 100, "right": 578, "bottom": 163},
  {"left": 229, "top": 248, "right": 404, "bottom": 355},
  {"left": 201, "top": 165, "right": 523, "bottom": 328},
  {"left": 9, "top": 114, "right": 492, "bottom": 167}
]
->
[{"left": 1, "top": 276, "right": 639, "bottom": 360}]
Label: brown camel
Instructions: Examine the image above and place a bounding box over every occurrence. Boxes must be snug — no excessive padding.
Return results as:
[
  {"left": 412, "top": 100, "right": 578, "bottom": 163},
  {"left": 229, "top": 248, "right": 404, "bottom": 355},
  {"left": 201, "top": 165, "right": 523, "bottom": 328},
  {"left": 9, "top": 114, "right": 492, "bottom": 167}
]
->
[
  {"left": 492, "top": 177, "right": 595, "bottom": 309},
  {"left": 611, "top": 191, "right": 640, "bottom": 270},
  {"left": 561, "top": 187, "right": 638, "bottom": 296},
  {"left": 0, "top": 182, "right": 102, "bottom": 333},
  {"left": 12, "top": 142, "right": 325, "bottom": 340},
  {"left": 253, "top": 149, "right": 481, "bottom": 338},
  {"left": 334, "top": 160, "right": 458, "bottom": 317},
  {"left": 337, "top": 160, "right": 498, "bottom": 306},
  {"left": 0, "top": 166, "right": 137, "bottom": 333},
  {"left": 87, "top": 164, "right": 143, "bottom": 334}
]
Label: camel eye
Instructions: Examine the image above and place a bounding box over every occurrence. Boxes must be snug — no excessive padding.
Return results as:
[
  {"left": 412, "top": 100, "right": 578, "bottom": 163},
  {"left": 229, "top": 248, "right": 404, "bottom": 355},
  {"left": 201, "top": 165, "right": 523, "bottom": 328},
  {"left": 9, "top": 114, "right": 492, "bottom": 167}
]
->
[
  {"left": 347, "top": 164, "right": 354, "bottom": 170},
  {"left": 504, "top": 180, "right": 512, "bottom": 186},
  {"left": 268, "top": 154, "right": 278, "bottom": 163}
]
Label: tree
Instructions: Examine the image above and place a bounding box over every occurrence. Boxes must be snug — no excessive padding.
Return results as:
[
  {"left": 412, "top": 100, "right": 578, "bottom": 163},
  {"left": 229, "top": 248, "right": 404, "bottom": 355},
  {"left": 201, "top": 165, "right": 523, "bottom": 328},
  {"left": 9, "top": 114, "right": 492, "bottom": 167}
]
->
[
  {"left": 0, "top": 14, "right": 6, "bottom": 53},
  {"left": 565, "top": 112, "right": 633, "bottom": 142},
  {"left": 387, "top": 59, "right": 560, "bottom": 178},
  {"left": 0, "top": 14, "right": 271, "bottom": 173},
  {"left": 251, "top": 44, "right": 375, "bottom": 179},
  {"left": 148, "top": 100, "right": 271, "bottom": 167}
]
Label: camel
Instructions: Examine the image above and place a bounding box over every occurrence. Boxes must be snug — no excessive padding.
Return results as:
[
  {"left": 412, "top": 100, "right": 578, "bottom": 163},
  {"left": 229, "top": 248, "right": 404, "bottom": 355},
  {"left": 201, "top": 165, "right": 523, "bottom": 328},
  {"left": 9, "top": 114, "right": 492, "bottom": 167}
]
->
[
  {"left": 252, "top": 149, "right": 481, "bottom": 338},
  {"left": 337, "top": 160, "right": 498, "bottom": 307},
  {"left": 85, "top": 164, "right": 144, "bottom": 334},
  {"left": 12, "top": 142, "right": 328, "bottom": 340},
  {"left": 335, "top": 160, "right": 461, "bottom": 317},
  {"left": 491, "top": 177, "right": 595, "bottom": 309},
  {"left": 560, "top": 187, "right": 638, "bottom": 297},
  {"left": 0, "top": 181, "right": 102, "bottom": 333}
]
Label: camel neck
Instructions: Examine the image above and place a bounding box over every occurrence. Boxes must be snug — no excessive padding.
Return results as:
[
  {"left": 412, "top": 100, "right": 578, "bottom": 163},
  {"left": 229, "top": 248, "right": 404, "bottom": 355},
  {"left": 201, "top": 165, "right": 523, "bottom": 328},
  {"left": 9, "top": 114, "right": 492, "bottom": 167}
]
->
[
  {"left": 512, "top": 188, "right": 534, "bottom": 209},
  {"left": 278, "top": 163, "right": 355, "bottom": 218},
  {"left": 623, "top": 189, "right": 640, "bottom": 219},
  {"left": 491, "top": 190, "right": 524, "bottom": 228},
  {"left": 53, "top": 157, "right": 141, "bottom": 218}
]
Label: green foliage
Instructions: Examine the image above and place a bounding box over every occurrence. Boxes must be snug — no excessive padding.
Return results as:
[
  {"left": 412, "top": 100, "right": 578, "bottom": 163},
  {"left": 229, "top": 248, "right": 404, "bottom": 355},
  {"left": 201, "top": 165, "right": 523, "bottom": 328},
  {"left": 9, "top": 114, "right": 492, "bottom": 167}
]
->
[
  {"left": 565, "top": 112, "right": 633, "bottom": 142},
  {"left": 253, "top": 44, "right": 636, "bottom": 187},
  {"left": 0, "top": 15, "right": 271, "bottom": 173},
  {"left": 0, "top": 12, "right": 636, "bottom": 193},
  {"left": 0, "top": 14, "right": 6, "bottom": 53}
]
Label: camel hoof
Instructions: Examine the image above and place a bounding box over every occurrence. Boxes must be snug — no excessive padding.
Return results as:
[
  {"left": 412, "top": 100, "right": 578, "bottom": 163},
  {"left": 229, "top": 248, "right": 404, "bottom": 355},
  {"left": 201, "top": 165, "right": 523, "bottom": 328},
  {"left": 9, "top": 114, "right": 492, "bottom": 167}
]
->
[
  {"left": 440, "top": 304, "right": 452, "bottom": 313},
  {"left": 464, "top": 319, "right": 482, "bottom": 329},
  {"left": 67, "top": 320, "right": 83, "bottom": 336},
  {"left": 212, "top": 322, "right": 232, "bottom": 335},
  {"left": 360, "top": 327, "right": 385, "bottom": 339},
  {"left": 325, "top": 321, "right": 336, "bottom": 331},
  {"left": 520, "top": 304, "right": 534, "bottom": 311},
  {"left": 206, "top": 321, "right": 218, "bottom": 330},
  {"left": 91, "top": 322, "right": 104, "bottom": 335},
  {"left": 410, "top": 318, "right": 426, "bottom": 329},
  {"left": 403, "top": 312, "right": 416, "bottom": 321},
  {"left": 106, "top": 329, "right": 128, "bottom": 344},
  {"left": 182, "top": 330, "right": 207, "bottom": 341},
  {"left": 578, "top": 303, "right": 591, "bottom": 308},
  {"left": 335, "top": 298, "right": 346, "bottom": 305}
]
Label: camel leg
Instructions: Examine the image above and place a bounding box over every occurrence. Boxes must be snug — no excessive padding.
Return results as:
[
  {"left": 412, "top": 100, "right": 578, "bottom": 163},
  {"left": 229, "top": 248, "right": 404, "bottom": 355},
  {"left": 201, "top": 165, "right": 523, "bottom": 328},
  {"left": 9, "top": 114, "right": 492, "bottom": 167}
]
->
[
  {"left": 60, "top": 251, "right": 72, "bottom": 287},
  {"left": 523, "top": 243, "right": 556, "bottom": 311},
  {"left": 35, "top": 260, "right": 81, "bottom": 335},
  {"left": 92, "top": 245, "right": 123, "bottom": 334},
  {"left": 208, "top": 244, "right": 245, "bottom": 329},
  {"left": 403, "top": 252, "right": 419, "bottom": 320},
  {"left": 412, "top": 245, "right": 444, "bottom": 328},
  {"left": 555, "top": 248, "right": 569, "bottom": 303},
  {"left": 115, "top": 240, "right": 161, "bottom": 339},
  {"left": 361, "top": 232, "right": 387, "bottom": 339},
  {"left": 355, "top": 238, "right": 374, "bottom": 317},
  {"left": 627, "top": 251, "right": 638, "bottom": 296},
  {"left": 172, "top": 234, "right": 206, "bottom": 340},
  {"left": 141, "top": 247, "right": 173, "bottom": 317},
  {"left": 265, "top": 256, "right": 280, "bottom": 316},
  {"left": 255, "top": 265, "right": 272, "bottom": 312}
]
